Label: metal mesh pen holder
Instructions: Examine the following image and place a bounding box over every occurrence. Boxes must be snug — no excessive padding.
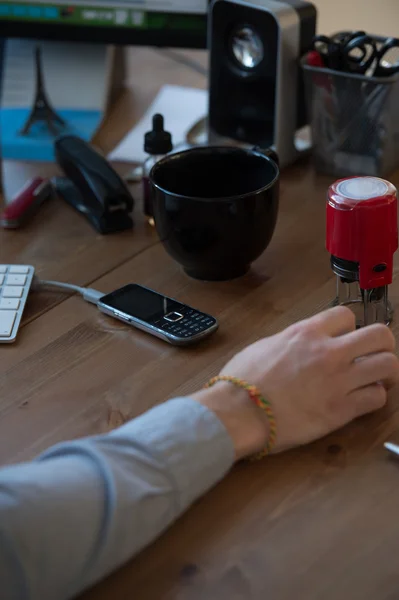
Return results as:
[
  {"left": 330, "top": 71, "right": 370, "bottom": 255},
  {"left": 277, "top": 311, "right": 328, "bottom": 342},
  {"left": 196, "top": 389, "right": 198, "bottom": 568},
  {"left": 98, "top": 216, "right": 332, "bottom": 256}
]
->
[{"left": 301, "top": 56, "right": 399, "bottom": 177}]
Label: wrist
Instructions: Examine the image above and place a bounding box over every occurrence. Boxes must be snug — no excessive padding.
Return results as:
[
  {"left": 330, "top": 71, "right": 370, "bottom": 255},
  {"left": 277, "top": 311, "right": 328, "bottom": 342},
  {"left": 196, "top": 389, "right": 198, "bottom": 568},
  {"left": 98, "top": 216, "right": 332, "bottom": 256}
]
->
[{"left": 191, "top": 381, "right": 270, "bottom": 461}]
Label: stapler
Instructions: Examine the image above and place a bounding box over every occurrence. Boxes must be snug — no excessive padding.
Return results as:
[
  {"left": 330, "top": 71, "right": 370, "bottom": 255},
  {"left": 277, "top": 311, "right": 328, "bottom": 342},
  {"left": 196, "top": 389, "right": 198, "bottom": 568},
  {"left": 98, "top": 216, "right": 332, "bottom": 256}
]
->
[{"left": 54, "top": 135, "right": 134, "bottom": 234}]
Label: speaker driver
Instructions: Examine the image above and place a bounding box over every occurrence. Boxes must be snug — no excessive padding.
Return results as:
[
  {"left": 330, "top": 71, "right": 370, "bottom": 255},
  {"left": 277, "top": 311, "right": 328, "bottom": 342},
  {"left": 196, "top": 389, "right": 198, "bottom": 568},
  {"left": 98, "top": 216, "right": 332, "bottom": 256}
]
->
[{"left": 230, "top": 25, "right": 264, "bottom": 70}]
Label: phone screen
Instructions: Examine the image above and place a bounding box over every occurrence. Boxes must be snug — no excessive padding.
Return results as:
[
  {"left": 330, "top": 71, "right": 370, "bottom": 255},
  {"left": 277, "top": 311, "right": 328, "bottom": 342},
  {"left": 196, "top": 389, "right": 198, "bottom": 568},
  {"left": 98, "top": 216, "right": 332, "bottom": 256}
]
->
[{"left": 100, "top": 284, "right": 184, "bottom": 323}]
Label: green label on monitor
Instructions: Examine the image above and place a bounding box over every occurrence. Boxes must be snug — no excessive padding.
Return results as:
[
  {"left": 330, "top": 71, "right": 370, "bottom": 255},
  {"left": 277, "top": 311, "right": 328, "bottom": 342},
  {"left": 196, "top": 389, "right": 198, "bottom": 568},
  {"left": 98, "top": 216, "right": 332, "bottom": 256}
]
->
[{"left": 0, "top": 2, "right": 205, "bottom": 31}]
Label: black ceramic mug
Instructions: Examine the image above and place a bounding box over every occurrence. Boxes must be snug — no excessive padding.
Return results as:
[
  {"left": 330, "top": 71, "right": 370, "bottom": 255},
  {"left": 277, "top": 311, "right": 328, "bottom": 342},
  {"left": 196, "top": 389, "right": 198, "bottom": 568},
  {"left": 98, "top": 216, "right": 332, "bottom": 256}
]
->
[{"left": 150, "top": 145, "right": 279, "bottom": 281}]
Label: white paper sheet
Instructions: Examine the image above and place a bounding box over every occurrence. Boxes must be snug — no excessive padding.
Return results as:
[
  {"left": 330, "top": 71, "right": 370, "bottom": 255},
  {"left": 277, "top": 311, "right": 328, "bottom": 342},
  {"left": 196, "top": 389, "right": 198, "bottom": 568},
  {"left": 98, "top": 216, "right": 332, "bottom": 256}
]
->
[{"left": 108, "top": 84, "right": 208, "bottom": 164}]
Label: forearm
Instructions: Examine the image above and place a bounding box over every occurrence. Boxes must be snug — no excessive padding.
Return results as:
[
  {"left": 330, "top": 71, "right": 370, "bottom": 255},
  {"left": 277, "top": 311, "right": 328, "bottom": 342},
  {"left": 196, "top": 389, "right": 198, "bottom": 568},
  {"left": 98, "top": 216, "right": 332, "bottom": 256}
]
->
[{"left": 0, "top": 397, "right": 234, "bottom": 600}]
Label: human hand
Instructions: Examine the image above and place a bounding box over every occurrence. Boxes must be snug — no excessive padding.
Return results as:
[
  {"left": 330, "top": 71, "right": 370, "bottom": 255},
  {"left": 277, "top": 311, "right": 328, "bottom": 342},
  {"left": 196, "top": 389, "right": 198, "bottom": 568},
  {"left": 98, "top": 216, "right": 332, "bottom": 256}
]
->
[{"left": 194, "top": 307, "right": 399, "bottom": 459}]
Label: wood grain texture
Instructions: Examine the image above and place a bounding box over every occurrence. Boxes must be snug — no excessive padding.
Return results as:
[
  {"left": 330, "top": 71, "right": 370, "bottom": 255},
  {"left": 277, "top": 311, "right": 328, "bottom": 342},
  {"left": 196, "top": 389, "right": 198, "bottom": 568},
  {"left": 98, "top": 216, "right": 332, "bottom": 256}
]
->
[
  {"left": 0, "top": 191, "right": 158, "bottom": 320},
  {"left": 2, "top": 48, "right": 399, "bottom": 600}
]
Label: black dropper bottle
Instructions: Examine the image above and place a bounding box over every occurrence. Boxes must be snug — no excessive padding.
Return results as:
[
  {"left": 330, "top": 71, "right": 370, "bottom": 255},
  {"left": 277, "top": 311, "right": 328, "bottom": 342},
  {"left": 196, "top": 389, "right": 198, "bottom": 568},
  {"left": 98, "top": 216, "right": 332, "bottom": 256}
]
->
[{"left": 142, "top": 113, "right": 173, "bottom": 225}]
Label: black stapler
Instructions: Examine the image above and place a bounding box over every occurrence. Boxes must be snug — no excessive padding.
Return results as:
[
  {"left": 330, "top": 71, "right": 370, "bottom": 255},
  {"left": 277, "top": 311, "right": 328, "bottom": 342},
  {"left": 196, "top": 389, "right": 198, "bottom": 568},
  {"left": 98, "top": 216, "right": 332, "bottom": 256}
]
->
[{"left": 54, "top": 135, "right": 134, "bottom": 234}]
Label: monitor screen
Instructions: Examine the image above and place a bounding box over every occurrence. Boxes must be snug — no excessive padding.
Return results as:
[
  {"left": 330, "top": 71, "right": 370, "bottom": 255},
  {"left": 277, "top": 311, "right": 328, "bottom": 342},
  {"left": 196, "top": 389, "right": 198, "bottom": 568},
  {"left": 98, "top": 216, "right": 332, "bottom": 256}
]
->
[{"left": 0, "top": 0, "right": 209, "bottom": 48}]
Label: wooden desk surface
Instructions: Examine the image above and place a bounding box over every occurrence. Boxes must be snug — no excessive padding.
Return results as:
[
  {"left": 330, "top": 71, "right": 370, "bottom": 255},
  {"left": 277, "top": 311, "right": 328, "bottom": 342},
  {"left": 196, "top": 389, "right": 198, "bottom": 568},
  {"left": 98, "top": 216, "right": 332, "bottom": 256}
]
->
[{"left": 2, "top": 48, "right": 399, "bottom": 600}]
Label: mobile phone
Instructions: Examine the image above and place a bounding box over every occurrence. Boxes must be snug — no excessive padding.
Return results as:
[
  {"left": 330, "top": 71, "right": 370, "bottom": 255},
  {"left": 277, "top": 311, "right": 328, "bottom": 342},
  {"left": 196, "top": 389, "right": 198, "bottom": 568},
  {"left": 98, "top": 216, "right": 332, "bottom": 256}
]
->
[{"left": 97, "top": 283, "right": 218, "bottom": 346}]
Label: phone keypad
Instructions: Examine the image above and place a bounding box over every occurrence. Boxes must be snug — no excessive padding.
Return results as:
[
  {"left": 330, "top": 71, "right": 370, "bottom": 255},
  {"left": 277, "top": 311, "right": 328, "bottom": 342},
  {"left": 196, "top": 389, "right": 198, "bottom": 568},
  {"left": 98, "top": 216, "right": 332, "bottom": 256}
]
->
[{"left": 155, "top": 310, "right": 215, "bottom": 338}]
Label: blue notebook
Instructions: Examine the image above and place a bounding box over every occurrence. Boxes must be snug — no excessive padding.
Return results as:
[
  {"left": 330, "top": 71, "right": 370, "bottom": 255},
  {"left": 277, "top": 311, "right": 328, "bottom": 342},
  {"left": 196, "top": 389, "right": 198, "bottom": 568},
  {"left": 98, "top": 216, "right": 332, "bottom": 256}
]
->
[{"left": 0, "top": 108, "right": 103, "bottom": 162}]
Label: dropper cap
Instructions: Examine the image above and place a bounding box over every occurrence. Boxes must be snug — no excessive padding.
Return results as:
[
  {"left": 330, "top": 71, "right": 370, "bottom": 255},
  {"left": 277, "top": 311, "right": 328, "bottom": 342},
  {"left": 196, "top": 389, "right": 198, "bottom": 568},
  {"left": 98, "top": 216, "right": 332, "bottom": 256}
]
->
[{"left": 144, "top": 113, "right": 173, "bottom": 154}]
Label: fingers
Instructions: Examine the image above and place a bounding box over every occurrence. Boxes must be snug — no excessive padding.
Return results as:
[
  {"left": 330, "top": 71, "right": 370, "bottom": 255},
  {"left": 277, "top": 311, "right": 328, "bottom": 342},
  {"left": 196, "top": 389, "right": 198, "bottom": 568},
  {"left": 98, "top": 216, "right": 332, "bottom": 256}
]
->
[
  {"left": 339, "top": 323, "right": 396, "bottom": 360},
  {"left": 351, "top": 351, "right": 399, "bottom": 390},
  {"left": 348, "top": 383, "right": 387, "bottom": 419},
  {"left": 306, "top": 306, "right": 356, "bottom": 337}
]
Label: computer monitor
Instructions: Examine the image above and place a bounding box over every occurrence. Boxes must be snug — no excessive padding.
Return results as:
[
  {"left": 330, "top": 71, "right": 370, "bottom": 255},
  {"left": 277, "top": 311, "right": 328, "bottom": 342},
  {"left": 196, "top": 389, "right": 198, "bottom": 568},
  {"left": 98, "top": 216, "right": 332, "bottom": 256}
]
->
[{"left": 0, "top": 0, "right": 209, "bottom": 48}]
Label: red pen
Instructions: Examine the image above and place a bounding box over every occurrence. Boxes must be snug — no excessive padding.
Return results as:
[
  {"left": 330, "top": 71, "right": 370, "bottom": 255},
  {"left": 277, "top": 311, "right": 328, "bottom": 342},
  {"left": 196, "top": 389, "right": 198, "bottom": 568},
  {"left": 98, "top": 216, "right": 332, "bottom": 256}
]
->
[
  {"left": 306, "top": 49, "right": 333, "bottom": 94},
  {"left": 0, "top": 177, "right": 54, "bottom": 229}
]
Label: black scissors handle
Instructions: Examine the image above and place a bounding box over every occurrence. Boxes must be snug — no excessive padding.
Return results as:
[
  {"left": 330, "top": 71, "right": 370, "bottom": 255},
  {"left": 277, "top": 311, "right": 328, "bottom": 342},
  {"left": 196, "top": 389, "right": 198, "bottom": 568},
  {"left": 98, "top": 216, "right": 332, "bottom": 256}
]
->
[
  {"left": 332, "top": 30, "right": 366, "bottom": 45},
  {"left": 312, "top": 31, "right": 373, "bottom": 72},
  {"left": 311, "top": 31, "right": 399, "bottom": 77},
  {"left": 373, "top": 37, "right": 399, "bottom": 77},
  {"left": 311, "top": 34, "right": 344, "bottom": 70},
  {"left": 342, "top": 34, "right": 378, "bottom": 75}
]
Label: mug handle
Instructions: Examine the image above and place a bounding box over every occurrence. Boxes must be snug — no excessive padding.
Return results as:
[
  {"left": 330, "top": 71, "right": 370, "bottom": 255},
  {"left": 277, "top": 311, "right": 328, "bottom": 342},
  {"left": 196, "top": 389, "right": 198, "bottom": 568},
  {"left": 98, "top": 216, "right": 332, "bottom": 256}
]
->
[{"left": 253, "top": 146, "right": 279, "bottom": 167}]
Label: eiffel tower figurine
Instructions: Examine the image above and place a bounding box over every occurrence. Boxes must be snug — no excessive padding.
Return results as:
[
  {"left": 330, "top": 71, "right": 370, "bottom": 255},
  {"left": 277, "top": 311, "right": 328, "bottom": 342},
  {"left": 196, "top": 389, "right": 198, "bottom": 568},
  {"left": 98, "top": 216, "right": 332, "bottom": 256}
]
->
[{"left": 19, "top": 44, "right": 67, "bottom": 136}]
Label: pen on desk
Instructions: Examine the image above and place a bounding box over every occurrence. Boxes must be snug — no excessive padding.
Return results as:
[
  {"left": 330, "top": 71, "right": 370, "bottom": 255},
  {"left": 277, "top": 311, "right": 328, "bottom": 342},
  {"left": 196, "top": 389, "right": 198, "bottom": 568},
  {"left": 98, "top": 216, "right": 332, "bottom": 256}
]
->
[
  {"left": 384, "top": 442, "right": 399, "bottom": 457},
  {"left": 0, "top": 177, "right": 54, "bottom": 229}
]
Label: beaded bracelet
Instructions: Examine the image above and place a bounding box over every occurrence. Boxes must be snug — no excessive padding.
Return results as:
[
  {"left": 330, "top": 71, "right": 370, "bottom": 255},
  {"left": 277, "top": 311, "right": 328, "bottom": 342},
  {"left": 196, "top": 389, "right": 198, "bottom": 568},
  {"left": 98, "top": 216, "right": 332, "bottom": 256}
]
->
[{"left": 204, "top": 375, "right": 277, "bottom": 460}]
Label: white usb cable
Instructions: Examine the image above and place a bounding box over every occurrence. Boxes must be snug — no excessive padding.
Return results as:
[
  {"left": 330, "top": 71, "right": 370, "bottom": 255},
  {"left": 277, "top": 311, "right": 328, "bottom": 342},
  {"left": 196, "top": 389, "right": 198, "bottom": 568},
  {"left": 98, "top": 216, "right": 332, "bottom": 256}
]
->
[{"left": 33, "top": 277, "right": 104, "bottom": 305}]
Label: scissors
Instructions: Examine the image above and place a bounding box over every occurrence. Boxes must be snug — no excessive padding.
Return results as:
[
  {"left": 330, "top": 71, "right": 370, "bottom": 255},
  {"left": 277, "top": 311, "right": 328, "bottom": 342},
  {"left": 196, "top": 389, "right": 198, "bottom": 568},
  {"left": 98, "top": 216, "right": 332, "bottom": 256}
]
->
[
  {"left": 311, "top": 31, "right": 367, "bottom": 71},
  {"left": 312, "top": 31, "right": 399, "bottom": 77},
  {"left": 344, "top": 34, "right": 399, "bottom": 77}
]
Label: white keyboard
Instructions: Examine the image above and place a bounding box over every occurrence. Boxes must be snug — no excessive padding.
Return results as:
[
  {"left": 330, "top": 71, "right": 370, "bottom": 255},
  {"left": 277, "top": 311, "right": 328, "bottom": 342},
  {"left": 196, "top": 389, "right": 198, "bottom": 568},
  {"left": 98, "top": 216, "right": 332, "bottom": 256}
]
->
[{"left": 0, "top": 265, "right": 35, "bottom": 343}]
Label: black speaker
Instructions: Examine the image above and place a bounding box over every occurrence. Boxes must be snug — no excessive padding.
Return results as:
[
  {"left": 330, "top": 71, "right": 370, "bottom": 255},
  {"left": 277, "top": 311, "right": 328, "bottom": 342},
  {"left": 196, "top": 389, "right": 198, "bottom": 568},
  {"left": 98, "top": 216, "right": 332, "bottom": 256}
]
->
[{"left": 208, "top": 0, "right": 317, "bottom": 167}]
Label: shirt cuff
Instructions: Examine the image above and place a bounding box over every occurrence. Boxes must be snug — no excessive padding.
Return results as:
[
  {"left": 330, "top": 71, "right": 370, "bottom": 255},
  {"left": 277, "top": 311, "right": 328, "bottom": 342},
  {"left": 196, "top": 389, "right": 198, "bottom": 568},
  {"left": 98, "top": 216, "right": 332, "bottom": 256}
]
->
[{"left": 108, "top": 396, "right": 235, "bottom": 510}]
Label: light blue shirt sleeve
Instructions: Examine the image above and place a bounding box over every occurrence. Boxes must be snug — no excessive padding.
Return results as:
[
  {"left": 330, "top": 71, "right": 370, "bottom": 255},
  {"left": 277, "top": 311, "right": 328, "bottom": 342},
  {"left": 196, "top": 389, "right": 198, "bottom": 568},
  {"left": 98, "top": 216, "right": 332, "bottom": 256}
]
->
[{"left": 0, "top": 397, "right": 234, "bottom": 600}]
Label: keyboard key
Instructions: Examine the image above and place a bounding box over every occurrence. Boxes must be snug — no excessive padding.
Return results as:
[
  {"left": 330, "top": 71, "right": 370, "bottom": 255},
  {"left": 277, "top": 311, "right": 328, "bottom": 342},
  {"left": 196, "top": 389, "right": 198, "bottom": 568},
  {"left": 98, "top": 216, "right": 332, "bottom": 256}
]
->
[
  {"left": 2, "top": 286, "right": 24, "bottom": 298},
  {"left": 6, "top": 274, "right": 27, "bottom": 285},
  {"left": 0, "top": 264, "right": 35, "bottom": 343},
  {"left": 0, "top": 311, "right": 16, "bottom": 336},
  {"left": 0, "top": 298, "right": 20, "bottom": 309},
  {"left": 9, "top": 266, "right": 29, "bottom": 274}
]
